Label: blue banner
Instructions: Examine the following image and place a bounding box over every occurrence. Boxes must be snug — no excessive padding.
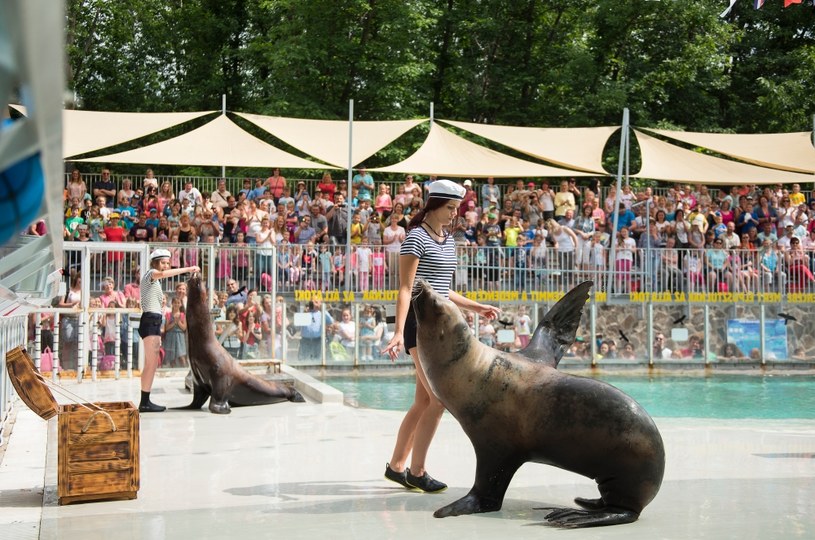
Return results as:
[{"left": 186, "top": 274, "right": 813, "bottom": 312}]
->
[{"left": 726, "top": 319, "right": 788, "bottom": 360}]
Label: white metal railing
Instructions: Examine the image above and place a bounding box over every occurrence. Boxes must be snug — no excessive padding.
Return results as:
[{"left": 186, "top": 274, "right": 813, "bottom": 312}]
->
[
  {"left": 0, "top": 316, "right": 27, "bottom": 445},
  {"left": 32, "top": 241, "right": 815, "bottom": 370}
]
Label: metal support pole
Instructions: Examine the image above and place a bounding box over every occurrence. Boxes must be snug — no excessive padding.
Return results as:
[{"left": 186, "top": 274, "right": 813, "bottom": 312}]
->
[
  {"left": 353, "top": 303, "right": 360, "bottom": 367},
  {"left": 647, "top": 303, "right": 654, "bottom": 365},
  {"left": 345, "top": 99, "right": 354, "bottom": 292},
  {"left": 759, "top": 304, "right": 767, "bottom": 366},
  {"left": 271, "top": 245, "right": 278, "bottom": 359},
  {"left": 606, "top": 108, "right": 629, "bottom": 295},
  {"left": 221, "top": 94, "right": 226, "bottom": 178},
  {"left": 589, "top": 300, "right": 597, "bottom": 365},
  {"left": 320, "top": 302, "right": 327, "bottom": 368},
  {"left": 703, "top": 305, "right": 710, "bottom": 365},
  {"left": 114, "top": 313, "right": 121, "bottom": 379}
]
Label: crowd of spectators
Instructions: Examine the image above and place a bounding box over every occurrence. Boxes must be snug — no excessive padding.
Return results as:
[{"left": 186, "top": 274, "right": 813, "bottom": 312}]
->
[{"left": 62, "top": 167, "right": 815, "bottom": 295}]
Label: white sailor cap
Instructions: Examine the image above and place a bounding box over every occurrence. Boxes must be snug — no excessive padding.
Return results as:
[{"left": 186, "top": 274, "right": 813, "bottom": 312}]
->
[
  {"left": 150, "top": 248, "right": 171, "bottom": 261},
  {"left": 427, "top": 179, "right": 466, "bottom": 201}
]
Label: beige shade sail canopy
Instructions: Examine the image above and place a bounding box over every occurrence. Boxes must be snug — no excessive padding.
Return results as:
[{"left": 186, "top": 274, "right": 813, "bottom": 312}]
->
[
  {"left": 10, "top": 105, "right": 214, "bottom": 159},
  {"left": 648, "top": 128, "right": 815, "bottom": 174},
  {"left": 236, "top": 112, "right": 426, "bottom": 168},
  {"left": 371, "top": 122, "right": 599, "bottom": 178},
  {"left": 440, "top": 119, "right": 615, "bottom": 174},
  {"left": 632, "top": 130, "right": 815, "bottom": 185},
  {"left": 76, "top": 114, "right": 334, "bottom": 169}
]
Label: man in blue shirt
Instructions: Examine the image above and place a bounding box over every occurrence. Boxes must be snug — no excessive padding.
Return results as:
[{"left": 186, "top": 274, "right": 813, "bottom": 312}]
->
[
  {"left": 352, "top": 166, "right": 374, "bottom": 202},
  {"left": 615, "top": 203, "right": 636, "bottom": 231},
  {"left": 299, "top": 298, "right": 333, "bottom": 361}
]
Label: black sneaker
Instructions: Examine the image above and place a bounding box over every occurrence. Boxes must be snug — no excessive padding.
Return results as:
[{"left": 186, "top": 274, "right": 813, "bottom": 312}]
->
[
  {"left": 384, "top": 464, "right": 418, "bottom": 491},
  {"left": 139, "top": 401, "right": 166, "bottom": 413},
  {"left": 405, "top": 469, "right": 447, "bottom": 493}
]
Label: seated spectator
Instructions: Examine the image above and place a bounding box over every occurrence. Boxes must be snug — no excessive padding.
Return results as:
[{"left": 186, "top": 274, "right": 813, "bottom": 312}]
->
[{"left": 720, "top": 342, "right": 746, "bottom": 360}]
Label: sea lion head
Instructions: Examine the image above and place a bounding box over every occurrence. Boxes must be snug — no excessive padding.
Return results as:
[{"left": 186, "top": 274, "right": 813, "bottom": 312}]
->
[
  {"left": 187, "top": 272, "right": 208, "bottom": 307},
  {"left": 412, "top": 279, "right": 472, "bottom": 368}
]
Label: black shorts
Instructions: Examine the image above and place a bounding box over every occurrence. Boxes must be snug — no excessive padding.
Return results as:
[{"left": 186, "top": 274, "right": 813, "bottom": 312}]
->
[
  {"left": 138, "top": 312, "right": 163, "bottom": 339},
  {"left": 403, "top": 305, "right": 418, "bottom": 354}
]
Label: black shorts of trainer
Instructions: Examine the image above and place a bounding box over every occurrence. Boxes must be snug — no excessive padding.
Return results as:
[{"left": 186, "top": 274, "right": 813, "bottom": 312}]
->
[{"left": 138, "top": 312, "right": 163, "bottom": 339}]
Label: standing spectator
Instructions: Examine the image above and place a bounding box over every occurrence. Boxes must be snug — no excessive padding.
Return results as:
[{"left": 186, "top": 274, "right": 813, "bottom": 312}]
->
[
  {"left": 266, "top": 168, "right": 287, "bottom": 203},
  {"left": 210, "top": 178, "right": 231, "bottom": 211},
  {"left": 554, "top": 180, "right": 576, "bottom": 218},
  {"left": 66, "top": 169, "right": 87, "bottom": 201},
  {"left": 162, "top": 297, "right": 188, "bottom": 367},
  {"left": 128, "top": 213, "right": 155, "bottom": 242},
  {"left": 94, "top": 169, "right": 116, "bottom": 208},
  {"left": 614, "top": 226, "right": 637, "bottom": 293},
  {"left": 383, "top": 213, "right": 406, "bottom": 288},
  {"left": 294, "top": 181, "right": 312, "bottom": 214},
  {"left": 102, "top": 212, "right": 127, "bottom": 287},
  {"left": 480, "top": 176, "right": 500, "bottom": 210},
  {"left": 99, "top": 277, "right": 125, "bottom": 357},
  {"left": 177, "top": 180, "right": 203, "bottom": 208},
  {"left": 356, "top": 243, "right": 372, "bottom": 291},
  {"left": 143, "top": 168, "right": 158, "bottom": 190},
  {"left": 336, "top": 308, "right": 357, "bottom": 358},
  {"left": 317, "top": 173, "right": 337, "bottom": 202},
  {"left": 225, "top": 278, "right": 248, "bottom": 306},
  {"left": 403, "top": 175, "right": 421, "bottom": 198},
  {"left": 539, "top": 182, "right": 555, "bottom": 222},
  {"left": 255, "top": 217, "right": 275, "bottom": 289},
  {"left": 299, "top": 298, "right": 333, "bottom": 361},
  {"left": 515, "top": 305, "right": 532, "bottom": 348},
  {"left": 117, "top": 178, "right": 135, "bottom": 207},
  {"left": 352, "top": 165, "right": 374, "bottom": 203},
  {"left": 310, "top": 203, "right": 330, "bottom": 244},
  {"left": 294, "top": 215, "right": 316, "bottom": 245}
]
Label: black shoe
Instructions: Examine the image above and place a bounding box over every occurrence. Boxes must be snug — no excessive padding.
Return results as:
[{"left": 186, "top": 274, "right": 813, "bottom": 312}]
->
[
  {"left": 139, "top": 401, "right": 166, "bottom": 413},
  {"left": 384, "top": 464, "right": 418, "bottom": 491},
  {"left": 405, "top": 469, "right": 447, "bottom": 493}
]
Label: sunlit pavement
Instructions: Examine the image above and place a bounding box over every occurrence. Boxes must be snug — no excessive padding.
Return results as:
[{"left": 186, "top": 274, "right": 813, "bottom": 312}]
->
[{"left": 1, "top": 371, "right": 814, "bottom": 540}]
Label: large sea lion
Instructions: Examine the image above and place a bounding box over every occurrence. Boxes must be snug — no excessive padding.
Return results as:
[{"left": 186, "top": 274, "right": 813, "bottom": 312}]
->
[
  {"left": 177, "top": 274, "right": 304, "bottom": 414},
  {"left": 411, "top": 279, "right": 665, "bottom": 528}
]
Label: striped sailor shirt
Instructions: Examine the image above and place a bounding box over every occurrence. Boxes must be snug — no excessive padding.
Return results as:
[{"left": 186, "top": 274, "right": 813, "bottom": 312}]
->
[
  {"left": 140, "top": 269, "right": 164, "bottom": 314},
  {"left": 400, "top": 226, "right": 457, "bottom": 299}
]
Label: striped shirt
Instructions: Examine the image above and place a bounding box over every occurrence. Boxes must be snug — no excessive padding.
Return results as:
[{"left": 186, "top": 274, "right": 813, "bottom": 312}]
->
[
  {"left": 140, "top": 269, "right": 164, "bottom": 314},
  {"left": 400, "top": 226, "right": 456, "bottom": 299}
]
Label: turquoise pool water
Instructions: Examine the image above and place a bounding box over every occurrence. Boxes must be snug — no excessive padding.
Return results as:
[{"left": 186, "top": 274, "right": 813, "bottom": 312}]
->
[{"left": 322, "top": 374, "right": 815, "bottom": 419}]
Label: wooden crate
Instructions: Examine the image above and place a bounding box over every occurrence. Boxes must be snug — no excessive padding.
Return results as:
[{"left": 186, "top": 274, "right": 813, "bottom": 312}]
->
[
  {"left": 5, "top": 347, "right": 140, "bottom": 505},
  {"left": 57, "top": 402, "right": 140, "bottom": 505}
]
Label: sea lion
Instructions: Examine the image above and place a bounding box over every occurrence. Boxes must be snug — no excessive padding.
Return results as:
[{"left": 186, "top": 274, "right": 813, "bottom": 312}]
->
[
  {"left": 177, "top": 274, "right": 304, "bottom": 414},
  {"left": 411, "top": 279, "right": 665, "bottom": 528}
]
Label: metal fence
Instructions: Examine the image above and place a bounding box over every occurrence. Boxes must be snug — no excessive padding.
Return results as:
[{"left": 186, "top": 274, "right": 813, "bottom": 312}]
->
[
  {"left": 34, "top": 241, "right": 813, "bottom": 372},
  {"left": 0, "top": 316, "right": 27, "bottom": 445}
]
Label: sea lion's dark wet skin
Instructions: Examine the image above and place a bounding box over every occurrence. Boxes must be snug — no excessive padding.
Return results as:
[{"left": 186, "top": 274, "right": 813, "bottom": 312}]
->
[
  {"left": 412, "top": 279, "right": 665, "bottom": 528},
  {"left": 177, "top": 274, "right": 304, "bottom": 414}
]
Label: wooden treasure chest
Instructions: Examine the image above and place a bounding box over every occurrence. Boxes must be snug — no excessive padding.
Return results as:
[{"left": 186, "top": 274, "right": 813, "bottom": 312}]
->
[{"left": 5, "top": 346, "right": 139, "bottom": 505}]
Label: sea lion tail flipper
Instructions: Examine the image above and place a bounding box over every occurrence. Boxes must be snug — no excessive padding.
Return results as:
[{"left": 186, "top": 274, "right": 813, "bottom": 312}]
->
[
  {"left": 519, "top": 281, "right": 593, "bottom": 368},
  {"left": 544, "top": 506, "right": 639, "bottom": 528}
]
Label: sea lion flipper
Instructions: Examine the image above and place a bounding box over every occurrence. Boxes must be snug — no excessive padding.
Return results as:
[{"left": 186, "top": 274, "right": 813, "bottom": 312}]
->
[
  {"left": 172, "top": 383, "right": 211, "bottom": 410},
  {"left": 520, "top": 281, "right": 593, "bottom": 368},
  {"left": 544, "top": 506, "right": 639, "bottom": 528}
]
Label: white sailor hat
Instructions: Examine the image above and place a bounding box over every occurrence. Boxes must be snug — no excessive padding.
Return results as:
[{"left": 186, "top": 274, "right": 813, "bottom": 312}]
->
[
  {"left": 150, "top": 248, "right": 171, "bottom": 261},
  {"left": 427, "top": 179, "right": 465, "bottom": 201}
]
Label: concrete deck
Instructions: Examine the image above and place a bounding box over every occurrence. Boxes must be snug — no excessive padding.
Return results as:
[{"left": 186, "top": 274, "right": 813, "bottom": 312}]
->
[{"left": 1, "top": 370, "right": 814, "bottom": 539}]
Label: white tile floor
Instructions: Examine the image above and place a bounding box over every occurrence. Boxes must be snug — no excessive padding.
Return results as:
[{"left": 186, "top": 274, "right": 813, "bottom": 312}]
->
[{"left": 1, "top": 371, "right": 814, "bottom": 539}]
